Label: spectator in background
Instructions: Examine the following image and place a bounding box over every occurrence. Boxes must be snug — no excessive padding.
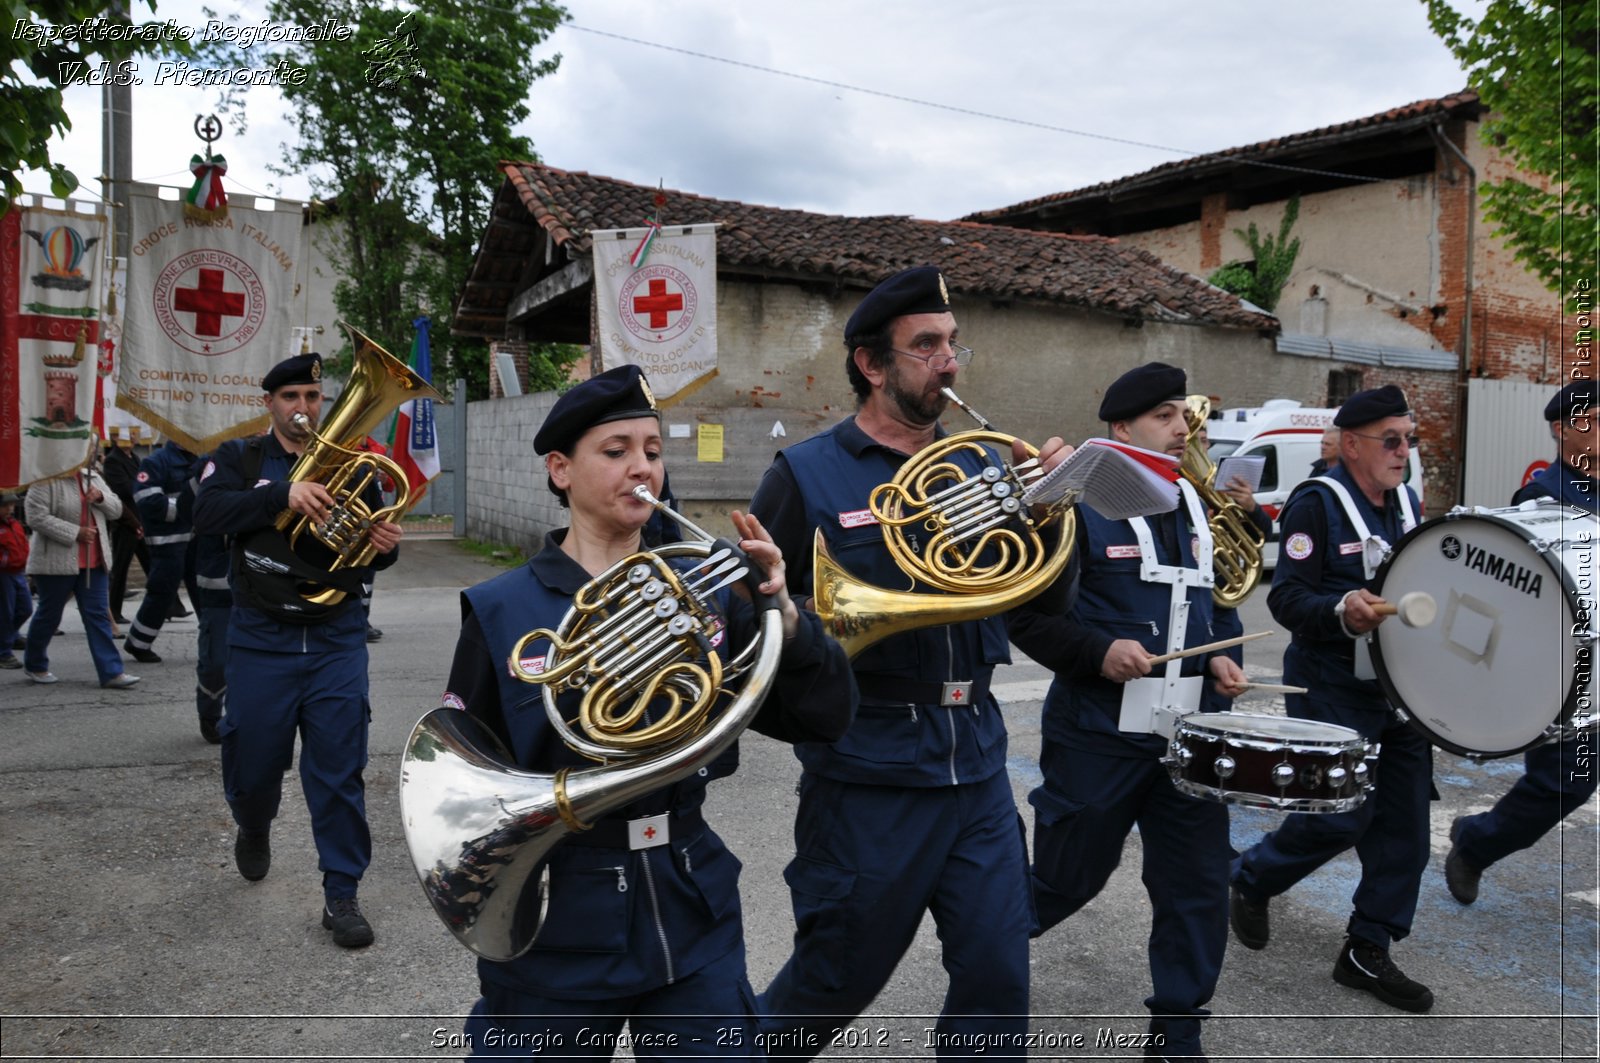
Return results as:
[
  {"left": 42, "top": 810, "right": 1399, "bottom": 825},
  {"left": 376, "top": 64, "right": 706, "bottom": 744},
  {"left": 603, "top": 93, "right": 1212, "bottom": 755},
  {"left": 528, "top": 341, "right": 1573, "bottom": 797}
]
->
[
  {"left": 0, "top": 492, "right": 31, "bottom": 668},
  {"left": 1309, "top": 427, "right": 1340, "bottom": 478},
  {"left": 22, "top": 463, "right": 139, "bottom": 689}
]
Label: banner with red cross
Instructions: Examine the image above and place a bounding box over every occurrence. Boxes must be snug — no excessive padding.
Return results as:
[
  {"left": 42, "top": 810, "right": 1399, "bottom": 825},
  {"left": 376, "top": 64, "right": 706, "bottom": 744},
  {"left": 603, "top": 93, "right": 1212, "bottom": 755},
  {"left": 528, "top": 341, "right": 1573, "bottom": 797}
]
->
[
  {"left": 120, "top": 185, "right": 302, "bottom": 451},
  {"left": 0, "top": 200, "right": 107, "bottom": 491},
  {"left": 592, "top": 224, "right": 718, "bottom": 401}
]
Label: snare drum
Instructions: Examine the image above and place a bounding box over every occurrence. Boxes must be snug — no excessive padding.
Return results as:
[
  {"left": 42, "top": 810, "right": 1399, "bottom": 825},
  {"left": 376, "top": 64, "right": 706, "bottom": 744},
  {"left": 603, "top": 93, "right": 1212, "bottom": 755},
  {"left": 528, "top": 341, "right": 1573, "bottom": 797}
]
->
[
  {"left": 1166, "top": 712, "right": 1371, "bottom": 813},
  {"left": 1371, "top": 502, "right": 1596, "bottom": 759}
]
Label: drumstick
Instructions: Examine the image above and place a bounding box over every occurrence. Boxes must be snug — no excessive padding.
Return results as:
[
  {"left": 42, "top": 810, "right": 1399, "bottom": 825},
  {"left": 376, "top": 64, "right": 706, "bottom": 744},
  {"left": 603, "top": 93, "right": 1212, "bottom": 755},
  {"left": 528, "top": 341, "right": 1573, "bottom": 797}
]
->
[
  {"left": 1372, "top": 591, "right": 1437, "bottom": 628},
  {"left": 1237, "top": 683, "right": 1310, "bottom": 696},
  {"left": 1146, "top": 631, "right": 1271, "bottom": 665}
]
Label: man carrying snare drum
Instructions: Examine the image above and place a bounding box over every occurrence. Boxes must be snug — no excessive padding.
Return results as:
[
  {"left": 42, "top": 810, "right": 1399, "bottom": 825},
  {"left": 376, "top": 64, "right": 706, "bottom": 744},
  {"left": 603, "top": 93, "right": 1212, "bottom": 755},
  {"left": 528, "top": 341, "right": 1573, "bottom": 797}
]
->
[
  {"left": 1007, "top": 361, "right": 1248, "bottom": 1062},
  {"left": 1229, "top": 384, "right": 1436, "bottom": 1013},
  {"left": 1444, "top": 379, "right": 1599, "bottom": 903}
]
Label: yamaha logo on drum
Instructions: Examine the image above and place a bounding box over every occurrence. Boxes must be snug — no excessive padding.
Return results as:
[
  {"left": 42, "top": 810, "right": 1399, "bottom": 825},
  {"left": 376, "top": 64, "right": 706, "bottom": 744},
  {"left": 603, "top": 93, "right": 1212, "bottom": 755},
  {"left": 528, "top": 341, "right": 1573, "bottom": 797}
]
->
[{"left": 1440, "top": 533, "right": 1545, "bottom": 597}]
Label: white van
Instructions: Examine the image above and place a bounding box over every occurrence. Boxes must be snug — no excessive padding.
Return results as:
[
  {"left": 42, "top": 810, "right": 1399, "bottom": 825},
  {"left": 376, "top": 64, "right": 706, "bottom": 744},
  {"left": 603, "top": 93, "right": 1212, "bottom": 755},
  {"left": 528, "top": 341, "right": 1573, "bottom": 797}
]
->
[{"left": 1203, "top": 399, "right": 1425, "bottom": 568}]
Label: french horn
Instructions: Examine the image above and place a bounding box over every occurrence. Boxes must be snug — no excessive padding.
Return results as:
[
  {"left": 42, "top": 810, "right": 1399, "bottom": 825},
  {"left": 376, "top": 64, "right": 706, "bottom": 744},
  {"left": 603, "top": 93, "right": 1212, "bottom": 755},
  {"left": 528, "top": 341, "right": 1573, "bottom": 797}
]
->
[
  {"left": 1181, "top": 394, "right": 1265, "bottom": 609},
  {"left": 399, "top": 487, "right": 784, "bottom": 961},
  {"left": 815, "top": 388, "right": 1076, "bottom": 657}
]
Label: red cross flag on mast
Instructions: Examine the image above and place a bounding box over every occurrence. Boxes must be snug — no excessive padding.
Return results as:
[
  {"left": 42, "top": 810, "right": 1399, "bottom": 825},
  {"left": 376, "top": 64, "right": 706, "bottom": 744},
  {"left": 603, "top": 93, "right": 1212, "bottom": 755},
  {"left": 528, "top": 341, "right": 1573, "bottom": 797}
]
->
[
  {"left": 117, "top": 121, "right": 302, "bottom": 452},
  {"left": 592, "top": 190, "right": 718, "bottom": 401}
]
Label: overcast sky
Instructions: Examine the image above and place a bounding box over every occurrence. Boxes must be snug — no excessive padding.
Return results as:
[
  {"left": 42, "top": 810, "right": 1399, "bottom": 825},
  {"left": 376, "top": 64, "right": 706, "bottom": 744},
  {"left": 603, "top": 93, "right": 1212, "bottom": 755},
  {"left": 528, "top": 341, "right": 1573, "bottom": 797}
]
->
[{"left": 24, "top": 0, "right": 1483, "bottom": 222}]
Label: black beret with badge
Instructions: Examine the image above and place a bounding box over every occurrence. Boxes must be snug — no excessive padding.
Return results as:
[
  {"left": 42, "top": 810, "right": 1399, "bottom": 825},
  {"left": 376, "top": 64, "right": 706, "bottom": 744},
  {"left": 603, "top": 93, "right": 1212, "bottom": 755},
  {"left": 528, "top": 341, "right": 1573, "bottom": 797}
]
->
[
  {"left": 1333, "top": 384, "right": 1410, "bottom": 428},
  {"left": 261, "top": 352, "right": 323, "bottom": 393},
  {"left": 1543, "top": 378, "right": 1596, "bottom": 422},
  {"left": 534, "top": 364, "right": 660, "bottom": 456},
  {"left": 845, "top": 266, "right": 952, "bottom": 342},
  {"left": 1098, "top": 361, "right": 1188, "bottom": 422}
]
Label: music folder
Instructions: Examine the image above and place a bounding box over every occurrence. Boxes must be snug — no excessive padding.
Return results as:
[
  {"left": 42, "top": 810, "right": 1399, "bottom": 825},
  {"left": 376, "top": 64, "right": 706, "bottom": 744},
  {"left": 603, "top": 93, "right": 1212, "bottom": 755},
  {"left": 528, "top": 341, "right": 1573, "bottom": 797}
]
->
[{"left": 1022, "top": 438, "right": 1181, "bottom": 520}]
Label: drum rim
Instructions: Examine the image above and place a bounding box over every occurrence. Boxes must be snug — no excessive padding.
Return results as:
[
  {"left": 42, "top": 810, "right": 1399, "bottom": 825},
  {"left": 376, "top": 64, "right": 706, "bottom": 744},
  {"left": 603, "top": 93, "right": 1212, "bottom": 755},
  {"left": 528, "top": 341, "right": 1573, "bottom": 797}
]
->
[
  {"left": 1370, "top": 506, "right": 1588, "bottom": 759},
  {"left": 1174, "top": 711, "right": 1366, "bottom": 751}
]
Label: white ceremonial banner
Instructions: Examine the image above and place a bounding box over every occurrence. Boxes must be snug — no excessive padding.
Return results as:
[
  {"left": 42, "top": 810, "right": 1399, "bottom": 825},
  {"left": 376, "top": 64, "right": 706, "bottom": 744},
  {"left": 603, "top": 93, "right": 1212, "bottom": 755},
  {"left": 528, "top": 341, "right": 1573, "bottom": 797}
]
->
[
  {"left": 592, "top": 225, "right": 718, "bottom": 400},
  {"left": 120, "top": 185, "right": 303, "bottom": 451},
  {"left": 0, "top": 199, "right": 107, "bottom": 490}
]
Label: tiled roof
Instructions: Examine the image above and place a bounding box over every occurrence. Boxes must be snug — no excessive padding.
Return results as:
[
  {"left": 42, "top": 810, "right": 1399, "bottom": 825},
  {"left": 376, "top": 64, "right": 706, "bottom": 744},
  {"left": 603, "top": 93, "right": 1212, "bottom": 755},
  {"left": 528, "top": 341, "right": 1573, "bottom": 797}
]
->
[
  {"left": 455, "top": 162, "right": 1278, "bottom": 337},
  {"left": 963, "top": 90, "right": 1483, "bottom": 222}
]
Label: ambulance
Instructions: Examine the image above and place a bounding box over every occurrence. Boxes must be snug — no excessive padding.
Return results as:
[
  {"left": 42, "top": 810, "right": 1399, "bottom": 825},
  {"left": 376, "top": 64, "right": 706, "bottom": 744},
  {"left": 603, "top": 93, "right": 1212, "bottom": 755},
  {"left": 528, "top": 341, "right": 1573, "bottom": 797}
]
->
[{"left": 1203, "top": 399, "right": 1425, "bottom": 568}]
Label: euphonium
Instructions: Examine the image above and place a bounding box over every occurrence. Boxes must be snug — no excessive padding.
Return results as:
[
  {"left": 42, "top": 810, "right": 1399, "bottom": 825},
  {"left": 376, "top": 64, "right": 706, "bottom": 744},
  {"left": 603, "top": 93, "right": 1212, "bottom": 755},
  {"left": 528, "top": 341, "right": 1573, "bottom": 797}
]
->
[
  {"left": 399, "top": 487, "right": 784, "bottom": 961},
  {"left": 814, "top": 388, "right": 1076, "bottom": 658},
  {"left": 273, "top": 322, "right": 442, "bottom": 605},
  {"left": 1182, "top": 394, "right": 1265, "bottom": 609}
]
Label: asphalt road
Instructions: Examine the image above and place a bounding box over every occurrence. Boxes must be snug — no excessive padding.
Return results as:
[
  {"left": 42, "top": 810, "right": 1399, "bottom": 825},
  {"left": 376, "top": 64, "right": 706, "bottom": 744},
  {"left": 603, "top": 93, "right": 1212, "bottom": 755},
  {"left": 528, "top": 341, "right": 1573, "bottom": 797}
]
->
[{"left": 1, "top": 538, "right": 1594, "bottom": 1061}]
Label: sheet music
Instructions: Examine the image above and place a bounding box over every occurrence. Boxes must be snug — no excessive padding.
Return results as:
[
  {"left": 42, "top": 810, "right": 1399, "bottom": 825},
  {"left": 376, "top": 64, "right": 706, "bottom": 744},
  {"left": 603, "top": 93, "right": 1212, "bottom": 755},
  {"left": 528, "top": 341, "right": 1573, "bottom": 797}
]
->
[
  {"left": 1215, "top": 454, "right": 1267, "bottom": 493},
  {"left": 1022, "top": 438, "right": 1180, "bottom": 520}
]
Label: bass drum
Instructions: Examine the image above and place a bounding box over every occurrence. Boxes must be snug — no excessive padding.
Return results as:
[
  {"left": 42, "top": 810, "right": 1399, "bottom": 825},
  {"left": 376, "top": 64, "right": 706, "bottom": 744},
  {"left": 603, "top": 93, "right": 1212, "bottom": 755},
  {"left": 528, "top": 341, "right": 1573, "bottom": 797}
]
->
[{"left": 1371, "top": 502, "right": 1596, "bottom": 759}]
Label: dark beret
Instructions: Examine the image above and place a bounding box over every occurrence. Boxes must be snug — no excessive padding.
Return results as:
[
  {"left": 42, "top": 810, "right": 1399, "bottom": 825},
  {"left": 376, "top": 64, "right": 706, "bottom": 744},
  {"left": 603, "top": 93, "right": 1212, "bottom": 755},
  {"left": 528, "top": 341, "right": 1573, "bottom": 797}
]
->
[
  {"left": 1098, "top": 362, "right": 1188, "bottom": 422},
  {"left": 1333, "top": 384, "right": 1410, "bottom": 428},
  {"left": 845, "top": 266, "right": 952, "bottom": 342},
  {"left": 1544, "top": 378, "right": 1596, "bottom": 422},
  {"left": 262, "top": 353, "right": 323, "bottom": 392},
  {"left": 534, "top": 364, "right": 660, "bottom": 456}
]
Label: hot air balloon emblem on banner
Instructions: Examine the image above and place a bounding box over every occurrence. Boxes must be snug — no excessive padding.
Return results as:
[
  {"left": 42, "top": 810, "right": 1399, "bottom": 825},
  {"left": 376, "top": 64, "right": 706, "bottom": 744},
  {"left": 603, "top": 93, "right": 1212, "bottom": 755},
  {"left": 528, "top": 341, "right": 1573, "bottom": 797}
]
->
[{"left": 25, "top": 225, "right": 100, "bottom": 292}]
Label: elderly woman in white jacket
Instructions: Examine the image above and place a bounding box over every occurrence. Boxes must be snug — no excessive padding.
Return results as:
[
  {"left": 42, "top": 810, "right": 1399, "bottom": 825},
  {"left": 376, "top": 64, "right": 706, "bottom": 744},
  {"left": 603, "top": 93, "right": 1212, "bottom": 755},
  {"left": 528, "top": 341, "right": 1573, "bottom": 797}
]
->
[{"left": 23, "top": 464, "right": 139, "bottom": 688}]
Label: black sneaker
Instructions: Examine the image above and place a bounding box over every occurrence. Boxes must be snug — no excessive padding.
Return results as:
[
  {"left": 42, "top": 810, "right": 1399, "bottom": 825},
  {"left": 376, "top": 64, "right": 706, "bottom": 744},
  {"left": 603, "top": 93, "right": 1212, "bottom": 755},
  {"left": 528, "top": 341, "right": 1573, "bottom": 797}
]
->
[
  {"left": 1332, "top": 937, "right": 1434, "bottom": 1012},
  {"left": 123, "top": 641, "right": 162, "bottom": 664},
  {"left": 234, "top": 829, "right": 270, "bottom": 881},
  {"left": 200, "top": 718, "right": 221, "bottom": 745},
  {"left": 322, "top": 897, "right": 375, "bottom": 948},
  {"left": 1444, "top": 815, "right": 1482, "bottom": 905},
  {"left": 1230, "top": 885, "right": 1270, "bottom": 950}
]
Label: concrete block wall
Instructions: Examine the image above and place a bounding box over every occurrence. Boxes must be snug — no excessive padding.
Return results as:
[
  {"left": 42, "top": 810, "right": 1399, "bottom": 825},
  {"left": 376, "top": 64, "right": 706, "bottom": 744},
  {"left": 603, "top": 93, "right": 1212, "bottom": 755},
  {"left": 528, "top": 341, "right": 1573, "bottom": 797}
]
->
[{"left": 465, "top": 391, "right": 560, "bottom": 550}]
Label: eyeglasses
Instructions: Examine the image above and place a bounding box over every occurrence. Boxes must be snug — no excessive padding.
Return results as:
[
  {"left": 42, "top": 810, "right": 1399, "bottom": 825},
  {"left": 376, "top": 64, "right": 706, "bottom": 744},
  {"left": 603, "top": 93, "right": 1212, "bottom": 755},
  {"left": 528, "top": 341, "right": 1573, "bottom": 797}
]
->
[
  {"left": 889, "top": 344, "right": 974, "bottom": 371},
  {"left": 1346, "top": 430, "right": 1419, "bottom": 452}
]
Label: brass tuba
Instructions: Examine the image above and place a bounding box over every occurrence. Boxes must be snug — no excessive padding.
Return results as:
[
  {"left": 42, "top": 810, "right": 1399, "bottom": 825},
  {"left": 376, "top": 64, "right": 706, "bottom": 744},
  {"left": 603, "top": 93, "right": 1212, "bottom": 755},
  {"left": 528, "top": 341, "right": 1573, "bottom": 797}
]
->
[
  {"left": 273, "top": 322, "right": 443, "bottom": 605},
  {"left": 1181, "top": 394, "right": 1265, "bottom": 609},
  {"left": 814, "top": 388, "right": 1076, "bottom": 658},
  {"left": 399, "top": 487, "right": 784, "bottom": 961}
]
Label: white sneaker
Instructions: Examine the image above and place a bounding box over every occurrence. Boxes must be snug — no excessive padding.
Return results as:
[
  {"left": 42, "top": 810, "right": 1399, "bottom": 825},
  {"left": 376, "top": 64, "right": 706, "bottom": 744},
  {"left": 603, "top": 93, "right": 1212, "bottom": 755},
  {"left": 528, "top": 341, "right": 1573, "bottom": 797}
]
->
[
  {"left": 24, "top": 670, "right": 58, "bottom": 684},
  {"left": 104, "top": 674, "right": 141, "bottom": 689}
]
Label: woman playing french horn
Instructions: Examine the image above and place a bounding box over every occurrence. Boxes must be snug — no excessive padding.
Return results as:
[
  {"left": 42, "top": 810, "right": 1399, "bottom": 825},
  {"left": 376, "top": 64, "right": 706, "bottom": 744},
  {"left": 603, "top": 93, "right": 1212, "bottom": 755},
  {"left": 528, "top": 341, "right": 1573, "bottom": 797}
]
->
[{"left": 438, "top": 365, "right": 856, "bottom": 1059}]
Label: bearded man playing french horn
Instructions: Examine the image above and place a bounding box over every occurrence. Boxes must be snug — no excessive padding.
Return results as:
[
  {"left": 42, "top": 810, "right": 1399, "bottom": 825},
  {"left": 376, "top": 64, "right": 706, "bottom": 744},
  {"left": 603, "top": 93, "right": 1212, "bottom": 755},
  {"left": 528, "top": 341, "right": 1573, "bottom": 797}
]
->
[{"left": 438, "top": 365, "right": 855, "bottom": 1058}]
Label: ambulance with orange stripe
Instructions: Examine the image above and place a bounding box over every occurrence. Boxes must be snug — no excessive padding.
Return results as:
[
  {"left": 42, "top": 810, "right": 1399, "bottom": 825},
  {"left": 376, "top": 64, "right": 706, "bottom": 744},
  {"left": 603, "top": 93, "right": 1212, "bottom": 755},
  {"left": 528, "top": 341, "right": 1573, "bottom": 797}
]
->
[{"left": 1203, "top": 399, "right": 1425, "bottom": 569}]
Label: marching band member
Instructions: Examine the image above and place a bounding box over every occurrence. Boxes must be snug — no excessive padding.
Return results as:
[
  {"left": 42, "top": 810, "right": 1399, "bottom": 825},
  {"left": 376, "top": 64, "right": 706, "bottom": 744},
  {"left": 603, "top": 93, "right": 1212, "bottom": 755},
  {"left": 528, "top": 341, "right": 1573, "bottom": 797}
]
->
[
  {"left": 122, "top": 437, "right": 199, "bottom": 663},
  {"left": 1008, "top": 362, "right": 1247, "bottom": 1062},
  {"left": 193, "top": 352, "right": 401, "bottom": 948},
  {"left": 1444, "top": 378, "right": 1598, "bottom": 902},
  {"left": 751, "top": 266, "right": 1072, "bottom": 1059},
  {"left": 440, "top": 365, "right": 854, "bottom": 1058},
  {"left": 1229, "top": 384, "right": 1435, "bottom": 1012}
]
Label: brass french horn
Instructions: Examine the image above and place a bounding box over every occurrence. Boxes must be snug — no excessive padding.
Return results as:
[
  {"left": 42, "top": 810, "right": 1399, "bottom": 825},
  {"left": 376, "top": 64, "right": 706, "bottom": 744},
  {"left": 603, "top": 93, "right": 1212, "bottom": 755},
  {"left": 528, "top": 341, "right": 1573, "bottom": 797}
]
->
[
  {"left": 1181, "top": 394, "right": 1265, "bottom": 609},
  {"left": 814, "top": 388, "right": 1076, "bottom": 657},
  {"left": 399, "top": 487, "right": 784, "bottom": 961},
  {"left": 274, "top": 322, "right": 443, "bottom": 605}
]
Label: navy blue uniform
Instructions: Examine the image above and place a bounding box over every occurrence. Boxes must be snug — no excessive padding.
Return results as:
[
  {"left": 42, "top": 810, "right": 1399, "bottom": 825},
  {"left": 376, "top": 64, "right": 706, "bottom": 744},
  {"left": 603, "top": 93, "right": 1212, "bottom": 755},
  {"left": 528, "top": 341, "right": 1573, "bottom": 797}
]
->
[
  {"left": 193, "top": 433, "right": 395, "bottom": 900},
  {"left": 1451, "top": 463, "right": 1598, "bottom": 873},
  {"left": 191, "top": 452, "right": 233, "bottom": 733},
  {"left": 1233, "top": 464, "right": 1428, "bottom": 949},
  {"left": 442, "top": 530, "right": 854, "bottom": 1059},
  {"left": 1008, "top": 480, "right": 1230, "bottom": 1058},
  {"left": 751, "top": 416, "right": 1070, "bottom": 1059},
  {"left": 126, "top": 440, "right": 197, "bottom": 653}
]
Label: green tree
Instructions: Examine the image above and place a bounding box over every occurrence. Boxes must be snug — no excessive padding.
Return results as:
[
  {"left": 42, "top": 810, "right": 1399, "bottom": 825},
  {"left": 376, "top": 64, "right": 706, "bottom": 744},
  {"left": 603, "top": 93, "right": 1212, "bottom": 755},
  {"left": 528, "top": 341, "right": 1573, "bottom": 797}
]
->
[
  {"left": 1424, "top": 0, "right": 1598, "bottom": 292},
  {"left": 202, "top": 1, "right": 576, "bottom": 395},
  {"left": 3, "top": 1, "right": 188, "bottom": 209},
  {"left": 1207, "top": 196, "right": 1302, "bottom": 313}
]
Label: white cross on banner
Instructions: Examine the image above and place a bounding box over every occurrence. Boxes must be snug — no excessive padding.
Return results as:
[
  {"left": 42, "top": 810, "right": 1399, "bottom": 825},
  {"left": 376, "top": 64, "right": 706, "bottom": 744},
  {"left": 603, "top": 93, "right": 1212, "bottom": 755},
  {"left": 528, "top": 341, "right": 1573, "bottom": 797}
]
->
[
  {"left": 120, "top": 185, "right": 303, "bottom": 451},
  {"left": 592, "top": 225, "right": 718, "bottom": 400}
]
